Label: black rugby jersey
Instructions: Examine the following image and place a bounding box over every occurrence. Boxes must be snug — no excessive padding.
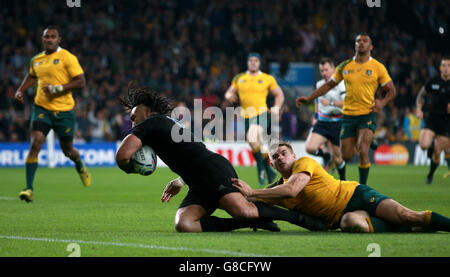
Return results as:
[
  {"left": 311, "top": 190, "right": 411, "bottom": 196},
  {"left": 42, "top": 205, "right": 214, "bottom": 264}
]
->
[
  {"left": 422, "top": 76, "right": 449, "bottom": 115},
  {"left": 131, "top": 114, "right": 215, "bottom": 183}
]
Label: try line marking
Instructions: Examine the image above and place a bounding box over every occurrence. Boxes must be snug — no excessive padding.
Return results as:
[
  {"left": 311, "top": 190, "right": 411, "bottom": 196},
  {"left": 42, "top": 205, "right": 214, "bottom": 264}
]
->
[
  {"left": 0, "top": 235, "right": 279, "bottom": 257},
  {"left": 0, "top": 197, "right": 16, "bottom": 201}
]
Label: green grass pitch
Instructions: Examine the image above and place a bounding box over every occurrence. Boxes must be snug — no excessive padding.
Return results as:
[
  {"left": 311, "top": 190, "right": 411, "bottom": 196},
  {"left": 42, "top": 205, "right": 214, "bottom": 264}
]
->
[{"left": 0, "top": 164, "right": 449, "bottom": 257}]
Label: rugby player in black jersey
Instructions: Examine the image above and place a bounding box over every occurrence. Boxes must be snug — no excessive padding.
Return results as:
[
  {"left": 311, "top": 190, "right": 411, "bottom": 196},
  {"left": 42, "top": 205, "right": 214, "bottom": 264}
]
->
[
  {"left": 115, "top": 85, "right": 326, "bottom": 232},
  {"left": 416, "top": 57, "right": 450, "bottom": 184}
]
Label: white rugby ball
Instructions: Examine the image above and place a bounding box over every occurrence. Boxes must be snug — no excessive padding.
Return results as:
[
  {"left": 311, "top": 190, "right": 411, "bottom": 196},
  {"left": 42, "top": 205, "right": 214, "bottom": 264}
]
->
[{"left": 132, "top": 145, "right": 157, "bottom": 176}]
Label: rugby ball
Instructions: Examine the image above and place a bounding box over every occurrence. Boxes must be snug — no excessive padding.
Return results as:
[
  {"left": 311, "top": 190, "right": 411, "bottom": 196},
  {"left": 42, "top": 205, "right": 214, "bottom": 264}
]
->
[{"left": 132, "top": 145, "right": 157, "bottom": 176}]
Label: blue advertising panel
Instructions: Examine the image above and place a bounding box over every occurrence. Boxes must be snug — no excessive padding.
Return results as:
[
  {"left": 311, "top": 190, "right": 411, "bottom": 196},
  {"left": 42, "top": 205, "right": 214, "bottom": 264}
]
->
[
  {"left": 0, "top": 143, "right": 118, "bottom": 167},
  {"left": 269, "top": 62, "right": 315, "bottom": 87}
]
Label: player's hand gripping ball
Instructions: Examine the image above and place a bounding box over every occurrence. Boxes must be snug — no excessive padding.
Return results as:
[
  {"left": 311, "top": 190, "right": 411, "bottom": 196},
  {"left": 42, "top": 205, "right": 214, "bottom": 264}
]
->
[{"left": 132, "top": 145, "right": 157, "bottom": 176}]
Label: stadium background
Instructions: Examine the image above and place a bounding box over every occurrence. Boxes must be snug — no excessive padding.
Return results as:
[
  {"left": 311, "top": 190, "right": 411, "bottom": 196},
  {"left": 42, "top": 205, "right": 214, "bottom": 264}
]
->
[{"left": 0, "top": 0, "right": 448, "bottom": 167}]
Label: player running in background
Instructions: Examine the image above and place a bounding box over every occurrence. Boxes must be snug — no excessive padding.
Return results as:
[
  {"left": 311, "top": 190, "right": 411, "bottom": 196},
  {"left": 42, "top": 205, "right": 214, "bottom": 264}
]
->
[
  {"left": 14, "top": 26, "right": 90, "bottom": 202},
  {"left": 116, "top": 85, "right": 326, "bottom": 233},
  {"left": 232, "top": 142, "right": 450, "bottom": 232},
  {"left": 416, "top": 57, "right": 450, "bottom": 184},
  {"left": 305, "top": 57, "right": 346, "bottom": 180},
  {"left": 224, "top": 52, "right": 285, "bottom": 186},
  {"left": 296, "top": 33, "right": 396, "bottom": 185}
]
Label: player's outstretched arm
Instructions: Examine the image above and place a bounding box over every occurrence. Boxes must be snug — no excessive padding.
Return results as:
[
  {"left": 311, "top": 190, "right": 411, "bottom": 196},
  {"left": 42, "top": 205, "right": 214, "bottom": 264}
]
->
[
  {"left": 232, "top": 172, "right": 310, "bottom": 199},
  {"left": 116, "top": 134, "right": 143, "bottom": 174},
  {"left": 15, "top": 73, "right": 37, "bottom": 104},
  {"left": 296, "top": 79, "right": 337, "bottom": 107},
  {"left": 161, "top": 177, "right": 185, "bottom": 203}
]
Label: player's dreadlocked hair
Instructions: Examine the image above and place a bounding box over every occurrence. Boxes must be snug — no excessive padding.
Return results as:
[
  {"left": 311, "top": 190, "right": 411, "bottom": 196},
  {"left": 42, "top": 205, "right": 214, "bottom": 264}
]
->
[{"left": 120, "top": 83, "right": 173, "bottom": 115}]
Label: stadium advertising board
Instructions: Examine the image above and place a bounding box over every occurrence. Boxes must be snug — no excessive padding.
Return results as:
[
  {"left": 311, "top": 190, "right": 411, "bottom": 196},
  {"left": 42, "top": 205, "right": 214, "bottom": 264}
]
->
[
  {"left": 0, "top": 142, "right": 445, "bottom": 167},
  {"left": 0, "top": 141, "right": 320, "bottom": 168}
]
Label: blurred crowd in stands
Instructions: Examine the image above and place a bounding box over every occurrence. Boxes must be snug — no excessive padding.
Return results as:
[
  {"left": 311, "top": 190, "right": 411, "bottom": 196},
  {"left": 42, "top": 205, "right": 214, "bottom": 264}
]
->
[{"left": 0, "top": 0, "right": 448, "bottom": 144}]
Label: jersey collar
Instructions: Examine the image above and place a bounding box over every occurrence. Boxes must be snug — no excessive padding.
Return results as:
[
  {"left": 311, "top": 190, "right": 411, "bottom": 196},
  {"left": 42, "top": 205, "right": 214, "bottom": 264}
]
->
[
  {"left": 353, "top": 56, "right": 372, "bottom": 61},
  {"left": 246, "top": 70, "right": 262, "bottom": 76},
  {"left": 44, "top": 47, "right": 62, "bottom": 56}
]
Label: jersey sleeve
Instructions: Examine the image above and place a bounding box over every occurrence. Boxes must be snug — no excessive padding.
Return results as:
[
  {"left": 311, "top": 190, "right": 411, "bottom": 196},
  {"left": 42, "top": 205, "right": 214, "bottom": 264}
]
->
[
  {"left": 131, "top": 118, "right": 155, "bottom": 143},
  {"left": 332, "top": 59, "right": 353, "bottom": 83},
  {"left": 65, "top": 52, "right": 84, "bottom": 78},
  {"left": 331, "top": 63, "right": 345, "bottom": 83},
  {"left": 29, "top": 58, "right": 36, "bottom": 77},
  {"left": 231, "top": 73, "right": 243, "bottom": 89},
  {"left": 268, "top": 75, "right": 279, "bottom": 91},
  {"left": 377, "top": 62, "right": 391, "bottom": 86},
  {"left": 291, "top": 157, "right": 318, "bottom": 177}
]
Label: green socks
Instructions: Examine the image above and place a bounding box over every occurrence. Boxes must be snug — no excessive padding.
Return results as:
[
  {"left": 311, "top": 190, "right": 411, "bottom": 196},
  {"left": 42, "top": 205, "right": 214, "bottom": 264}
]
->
[
  {"left": 427, "top": 211, "right": 450, "bottom": 232},
  {"left": 358, "top": 163, "right": 370, "bottom": 185},
  {"left": 75, "top": 158, "right": 85, "bottom": 173},
  {"left": 252, "top": 150, "right": 266, "bottom": 185},
  {"left": 25, "top": 157, "right": 39, "bottom": 191},
  {"left": 262, "top": 153, "right": 277, "bottom": 183},
  {"left": 26, "top": 162, "right": 38, "bottom": 191},
  {"left": 366, "top": 217, "right": 411, "bottom": 232}
]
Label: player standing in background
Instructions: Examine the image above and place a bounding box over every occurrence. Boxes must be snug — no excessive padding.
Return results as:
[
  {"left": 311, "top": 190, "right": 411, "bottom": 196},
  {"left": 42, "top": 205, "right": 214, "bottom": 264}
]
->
[
  {"left": 296, "top": 33, "right": 396, "bottom": 185},
  {"left": 416, "top": 57, "right": 450, "bottom": 184},
  {"left": 305, "top": 57, "right": 346, "bottom": 180},
  {"left": 224, "top": 53, "right": 285, "bottom": 186},
  {"left": 14, "top": 26, "right": 91, "bottom": 202}
]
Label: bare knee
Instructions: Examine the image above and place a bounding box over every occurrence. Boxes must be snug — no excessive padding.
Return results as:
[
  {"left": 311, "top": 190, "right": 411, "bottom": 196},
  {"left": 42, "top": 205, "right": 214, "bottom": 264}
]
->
[
  {"left": 174, "top": 218, "right": 199, "bottom": 232},
  {"left": 340, "top": 212, "right": 370, "bottom": 233},
  {"left": 342, "top": 151, "right": 354, "bottom": 162},
  {"left": 174, "top": 220, "right": 191, "bottom": 232},
  {"left": 305, "top": 145, "right": 317, "bottom": 155},
  {"left": 30, "top": 135, "right": 45, "bottom": 152},
  {"left": 419, "top": 141, "right": 429, "bottom": 151},
  {"left": 61, "top": 143, "right": 79, "bottom": 160},
  {"left": 227, "top": 203, "right": 256, "bottom": 220},
  {"left": 62, "top": 147, "right": 72, "bottom": 157}
]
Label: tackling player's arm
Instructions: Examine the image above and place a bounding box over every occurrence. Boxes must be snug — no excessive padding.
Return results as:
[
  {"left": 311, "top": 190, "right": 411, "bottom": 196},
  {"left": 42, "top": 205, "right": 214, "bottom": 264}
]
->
[
  {"left": 415, "top": 85, "right": 426, "bottom": 119},
  {"left": 42, "top": 73, "right": 86, "bottom": 96},
  {"left": 232, "top": 172, "right": 310, "bottom": 199},
  {"left": 371, "top": 80, "right": 396, "bottom": 113},
  {"left": 296, "top": 79, "right": 338, "bottom": 106},
  {"left": 115, "top": 133, "right": 143, "bottom": 174},
  {"left": 15, "top": 73, "right": 38, "bottom": 104}
]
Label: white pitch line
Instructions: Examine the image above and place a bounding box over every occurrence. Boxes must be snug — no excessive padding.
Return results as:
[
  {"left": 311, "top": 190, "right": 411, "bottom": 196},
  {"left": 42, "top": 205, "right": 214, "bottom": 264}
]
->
[
  {"left": 0, "top": 196, "right": 16, "bottom": 200},
  {"left": 0, "top": 235, "right": 279, "bottom": 257}
]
